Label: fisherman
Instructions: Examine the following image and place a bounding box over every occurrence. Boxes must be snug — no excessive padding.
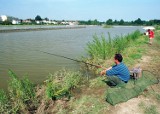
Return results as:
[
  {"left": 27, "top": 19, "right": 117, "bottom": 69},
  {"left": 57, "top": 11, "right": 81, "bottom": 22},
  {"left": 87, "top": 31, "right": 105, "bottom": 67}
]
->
[
  {"left": 147, "top": 29, "right": 154, "bottom": 45},
  {"left": 100, "top": 53, "right": 130, "bottom": 86}
]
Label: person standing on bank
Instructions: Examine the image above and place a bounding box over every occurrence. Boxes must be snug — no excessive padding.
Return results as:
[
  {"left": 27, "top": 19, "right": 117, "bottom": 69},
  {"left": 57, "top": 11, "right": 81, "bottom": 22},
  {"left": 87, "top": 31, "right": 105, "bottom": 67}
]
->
[
  {"left": 148, "top": 29, "right": 154, "bottom": 45},
  {"left": 100, "top": 54, "right": 130, "bottom": 86}
]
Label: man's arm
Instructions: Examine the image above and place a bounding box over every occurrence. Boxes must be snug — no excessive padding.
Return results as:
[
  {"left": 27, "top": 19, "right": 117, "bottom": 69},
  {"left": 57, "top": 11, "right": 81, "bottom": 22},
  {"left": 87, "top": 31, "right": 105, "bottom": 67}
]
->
[{"left": 100, "top": 67, "right": 112, "bottom": 76}]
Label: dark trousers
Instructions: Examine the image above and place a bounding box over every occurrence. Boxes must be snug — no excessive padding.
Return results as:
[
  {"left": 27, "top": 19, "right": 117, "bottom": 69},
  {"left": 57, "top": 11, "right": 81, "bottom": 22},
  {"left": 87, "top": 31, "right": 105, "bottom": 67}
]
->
[{"left": 107, "top": 76, "right": 126, "bottom": 87}]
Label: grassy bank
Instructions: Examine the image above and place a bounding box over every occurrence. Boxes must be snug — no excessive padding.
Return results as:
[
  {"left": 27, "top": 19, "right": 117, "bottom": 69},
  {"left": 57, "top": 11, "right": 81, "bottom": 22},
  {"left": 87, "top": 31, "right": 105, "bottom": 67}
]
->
[{"left": 1, "top": 28, "right": 160, "bottom": 113}]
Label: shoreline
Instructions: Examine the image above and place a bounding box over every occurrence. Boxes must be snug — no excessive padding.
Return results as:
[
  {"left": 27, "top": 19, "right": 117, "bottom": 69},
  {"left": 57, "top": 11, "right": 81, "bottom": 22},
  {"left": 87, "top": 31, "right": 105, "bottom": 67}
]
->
[
  {"left": 0, "top": 25, "right": 86, "bottom": 33},
  {"left": 1, "top": 29, "right": 160, "bottom": 113}
]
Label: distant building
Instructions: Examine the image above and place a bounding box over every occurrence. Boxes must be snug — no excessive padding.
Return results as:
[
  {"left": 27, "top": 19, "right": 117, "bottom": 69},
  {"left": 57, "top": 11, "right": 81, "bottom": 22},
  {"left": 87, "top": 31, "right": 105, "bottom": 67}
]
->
[
  {"left": 12, "top": 20, "right": 20, "bottom": 24},
  {"left": 51, "top": 20, "right": 58, "bottom": 25},
  {"left": 69, "top": 21, "right": 79, "bottom": 25},
  {"left": 0, "top": 15, "right": 20, "bottom": 24},
  {"left": 36, "top": 21, "right": 41, "bottom": 24},
  {"left": 1, "top": 15, "right": 7, "bottom": 21},
  {"left": 23, "top": 19, "right": 32, "bottom": 24}
]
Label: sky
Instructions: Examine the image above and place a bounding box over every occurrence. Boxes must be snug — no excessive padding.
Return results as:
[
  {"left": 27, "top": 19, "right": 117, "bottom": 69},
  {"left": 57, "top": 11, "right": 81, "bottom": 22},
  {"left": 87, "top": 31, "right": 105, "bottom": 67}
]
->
[{"left": 0, "top": 0, "right": 160, "bottom": 21}]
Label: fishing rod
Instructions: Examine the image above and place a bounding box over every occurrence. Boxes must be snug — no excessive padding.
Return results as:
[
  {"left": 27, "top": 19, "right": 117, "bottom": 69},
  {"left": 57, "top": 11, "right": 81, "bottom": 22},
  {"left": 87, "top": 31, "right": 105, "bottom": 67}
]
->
[{"left": 38, "top": 50, "right": 105, "bottom": 69}]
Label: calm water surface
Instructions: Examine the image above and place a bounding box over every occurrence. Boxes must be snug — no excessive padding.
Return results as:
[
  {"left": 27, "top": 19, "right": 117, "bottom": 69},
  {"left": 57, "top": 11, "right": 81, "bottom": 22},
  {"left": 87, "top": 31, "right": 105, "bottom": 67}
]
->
[{"left": 0, "top": 25, "right": 144, "bottom": 89}]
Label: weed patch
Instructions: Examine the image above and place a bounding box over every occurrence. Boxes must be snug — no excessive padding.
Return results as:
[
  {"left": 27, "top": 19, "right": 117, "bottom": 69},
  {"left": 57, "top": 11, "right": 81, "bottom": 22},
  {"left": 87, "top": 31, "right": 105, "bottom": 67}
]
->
[
  {"left": 45, "top": 69, "right": 82, "bottom": 100},
  {"left": 144, "top": 105, "right": 158, "bottom": 114}
]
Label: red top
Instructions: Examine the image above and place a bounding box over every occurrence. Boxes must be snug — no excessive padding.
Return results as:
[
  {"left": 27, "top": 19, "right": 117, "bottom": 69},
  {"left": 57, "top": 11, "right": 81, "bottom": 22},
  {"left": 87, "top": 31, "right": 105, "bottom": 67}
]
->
[{"left": 148, "top": 30, "right": 154, "bottom": 38}]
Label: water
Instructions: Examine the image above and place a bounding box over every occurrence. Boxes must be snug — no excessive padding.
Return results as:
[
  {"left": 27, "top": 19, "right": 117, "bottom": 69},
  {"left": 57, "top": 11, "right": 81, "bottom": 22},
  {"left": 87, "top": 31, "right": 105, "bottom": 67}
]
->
[{"left": 0, "top": 25, "right": 144, "bottom": 89}]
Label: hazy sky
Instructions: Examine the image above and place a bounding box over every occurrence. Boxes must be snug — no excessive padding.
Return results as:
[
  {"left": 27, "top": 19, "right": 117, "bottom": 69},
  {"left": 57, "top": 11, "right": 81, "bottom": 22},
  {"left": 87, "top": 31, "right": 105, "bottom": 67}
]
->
[{"left": 0, "top": 0, "right": 160, "bottom": 21}]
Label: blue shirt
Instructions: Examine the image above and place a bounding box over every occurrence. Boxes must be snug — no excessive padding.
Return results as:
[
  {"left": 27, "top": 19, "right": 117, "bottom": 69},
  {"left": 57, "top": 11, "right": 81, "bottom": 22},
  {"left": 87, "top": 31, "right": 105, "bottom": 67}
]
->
[{"left": 106, "top": 62, "right": 130, "bottom": 82}]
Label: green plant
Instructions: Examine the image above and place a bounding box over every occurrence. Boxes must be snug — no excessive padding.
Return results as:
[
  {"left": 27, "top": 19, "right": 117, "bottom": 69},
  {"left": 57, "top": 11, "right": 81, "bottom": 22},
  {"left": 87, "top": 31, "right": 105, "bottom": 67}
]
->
[
  {"left": 129, "top": 53, "right": 142, "bottom": 59},
  {"left": 144, "top": 105, "right": 158, "bottom": 114},
  {"left": 70, "top": 95, "right": 108, "bottom": 114},
  {"left": 156, "top": 93, "right": 160, "bottom": 101},
  {"left": 0, "top": 90, "right": 10, "bottom": 113},
  {"left": 8, "top": 70, "right": 35, "bottom": 102},
  {"left": 89, "top": 77, "right": 106, "bottom": 88},
  {"left": 86, "top": 34, "right": 108, "bottom": 59},
  {"left": 46, "top": 69, "right": 82, "bottom": 100},
  {"left": 86, "top": 30, "right": 141, "bottom": 60},
  {"left": 103, "top": 25, "right": 113, "bottom": 28},
  {"left": 112, "top": 35, "right": 128, "bottom": 53},
  {"left": 8, "top": 70, "right": 35, "bottom": 113}
]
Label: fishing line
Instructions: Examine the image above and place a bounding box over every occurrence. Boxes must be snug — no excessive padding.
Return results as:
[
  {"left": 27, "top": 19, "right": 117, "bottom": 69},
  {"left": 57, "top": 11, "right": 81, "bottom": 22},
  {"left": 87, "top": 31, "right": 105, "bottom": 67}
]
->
[
  {"left": 38, "top": 50, "right": 101, "bottom": 68},
  {"left": 37, "top": 50, "right": 104, "bottom": 80}
]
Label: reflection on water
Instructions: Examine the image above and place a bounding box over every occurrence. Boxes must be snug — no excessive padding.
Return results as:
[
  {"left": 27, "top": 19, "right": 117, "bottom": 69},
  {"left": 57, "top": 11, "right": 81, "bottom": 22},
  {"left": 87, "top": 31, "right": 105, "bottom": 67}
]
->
[{"left": 0, "top": 26, "right": 144, "bottom": 89}]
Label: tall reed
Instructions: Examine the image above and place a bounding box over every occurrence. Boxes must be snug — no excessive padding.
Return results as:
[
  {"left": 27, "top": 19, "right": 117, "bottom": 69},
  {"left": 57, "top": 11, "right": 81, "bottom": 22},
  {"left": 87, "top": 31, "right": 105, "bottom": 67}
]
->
[
  {"left": 86, "top": 30, "right": 141, "bottom": 60},
  {"left": 86, "top": 33, "right": 113, "bottom": 60}
]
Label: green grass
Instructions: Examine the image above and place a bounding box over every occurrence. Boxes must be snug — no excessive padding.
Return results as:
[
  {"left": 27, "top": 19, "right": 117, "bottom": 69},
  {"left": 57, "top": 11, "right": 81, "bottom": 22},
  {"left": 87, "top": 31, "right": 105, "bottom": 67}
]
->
[
  {"left": 155, "top": 25, "right": 160, "bottom": 30},
  {"left": 139, "top": 102, "right": 158, "bottom": 114},
  {"left": 155, "top": 31, "right": 160, "bottom": 44},
  {"left": 89, "top": 76, "right": 107, "bottom": 88},
  {"left": 144, "top": 105, "right": 158, "bottom": 114},
  {"left": 70, "top": 95, "right": 108, "bottom": 114},
  {"left": 129, "top": 53, "right": 142, "bottom": 59}
]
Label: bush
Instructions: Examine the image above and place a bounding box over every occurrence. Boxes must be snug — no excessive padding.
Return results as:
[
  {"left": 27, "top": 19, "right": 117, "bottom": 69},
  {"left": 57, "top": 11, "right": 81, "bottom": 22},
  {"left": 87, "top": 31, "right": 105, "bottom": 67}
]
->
[
  {"left": 8, "top": 70, "right": 35, "bottom": 102},
  {"left": 86, "top": 34, "right": 108, "bottom": 59},
  {"left": 8, "top": 70, "right": 35, "bottom": 113},
  {"left": 0, "top": 90, "right": 10, "bottom": 113},
  {"left": 46, "top": 69, "right": 82, "bottom": 100},
  {"left": 112, "top": 35, "right": 128, "bottom": 53}
]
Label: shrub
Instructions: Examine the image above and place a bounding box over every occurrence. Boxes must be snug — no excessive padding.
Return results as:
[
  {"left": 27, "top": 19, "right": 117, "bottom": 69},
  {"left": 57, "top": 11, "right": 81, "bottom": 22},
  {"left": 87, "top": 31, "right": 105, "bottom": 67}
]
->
[
  {"left": 86, "top": 34, "right": 109, "bottom": 59},
  {"left": 46, "top": 69, "right": 82, "bottom": 100},
  {"left": 86, "top": 33, "right": 114, "bottom": 60},
  {"left": 112, "top": 35, "right": 128, "bottom": 53},
  {"left": 8, "top": 70, "right": 35, "bottom": 102},
  {"left": 8, "top": 70, "right": 35, "bottom": 113},
  {"left": 0, "top": 90, "right": 10, "bottom": 113}
]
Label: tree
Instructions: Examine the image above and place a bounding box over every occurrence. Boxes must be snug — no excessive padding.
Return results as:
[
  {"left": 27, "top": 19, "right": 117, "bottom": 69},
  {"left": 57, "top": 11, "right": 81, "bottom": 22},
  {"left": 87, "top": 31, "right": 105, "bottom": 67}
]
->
[
  {"left": 106, "top": 19, "right": 113, "bottom": 25},
  {"left": 113, "top": 20, "right": 118, "bottom": 25},
  {"left": 92, "top": 19, "right": 100, "bottom": 25},
  {"left": 44, "top": 17, "right": 49, "bottom": 21},
  {"left": 2, "top": 20, "right": 12, "bottom": 25},
  {"left": 119, "top": 19, "right": 124, "bottom": 25},
  {"left": 35, "top": 15, "right": 42, "bottom": 21},
  {"left": 134, "top": 18, "right": 143, "bottom": 25}
]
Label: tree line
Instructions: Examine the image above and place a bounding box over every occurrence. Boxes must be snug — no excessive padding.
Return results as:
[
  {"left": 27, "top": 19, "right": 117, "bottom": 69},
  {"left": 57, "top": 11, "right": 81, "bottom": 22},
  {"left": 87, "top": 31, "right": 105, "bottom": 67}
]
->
[
  {"left": 79, "top": 18, "right": 160, "bottom": 26},
  {"left": 1, "top": 14, "right": 160, "bottom": 26}
]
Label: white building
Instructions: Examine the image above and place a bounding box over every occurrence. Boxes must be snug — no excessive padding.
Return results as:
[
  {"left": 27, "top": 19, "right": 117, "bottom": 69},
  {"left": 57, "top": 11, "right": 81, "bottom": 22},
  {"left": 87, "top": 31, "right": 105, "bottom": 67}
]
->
[
  {"left": 51, "top": 21, "right": 58, "bottom": 25},
  {"left": 1, "top": 15, "right": 7, "bottom": 21},
  {"left": 69, "top": 21, "right": 79, "bottom": 25},
  {"left": 36, "top": 21, "right": 40, "bottom": 24},
  {"left": 12, "top": 20, "right": 20, "bottom": 24}
]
